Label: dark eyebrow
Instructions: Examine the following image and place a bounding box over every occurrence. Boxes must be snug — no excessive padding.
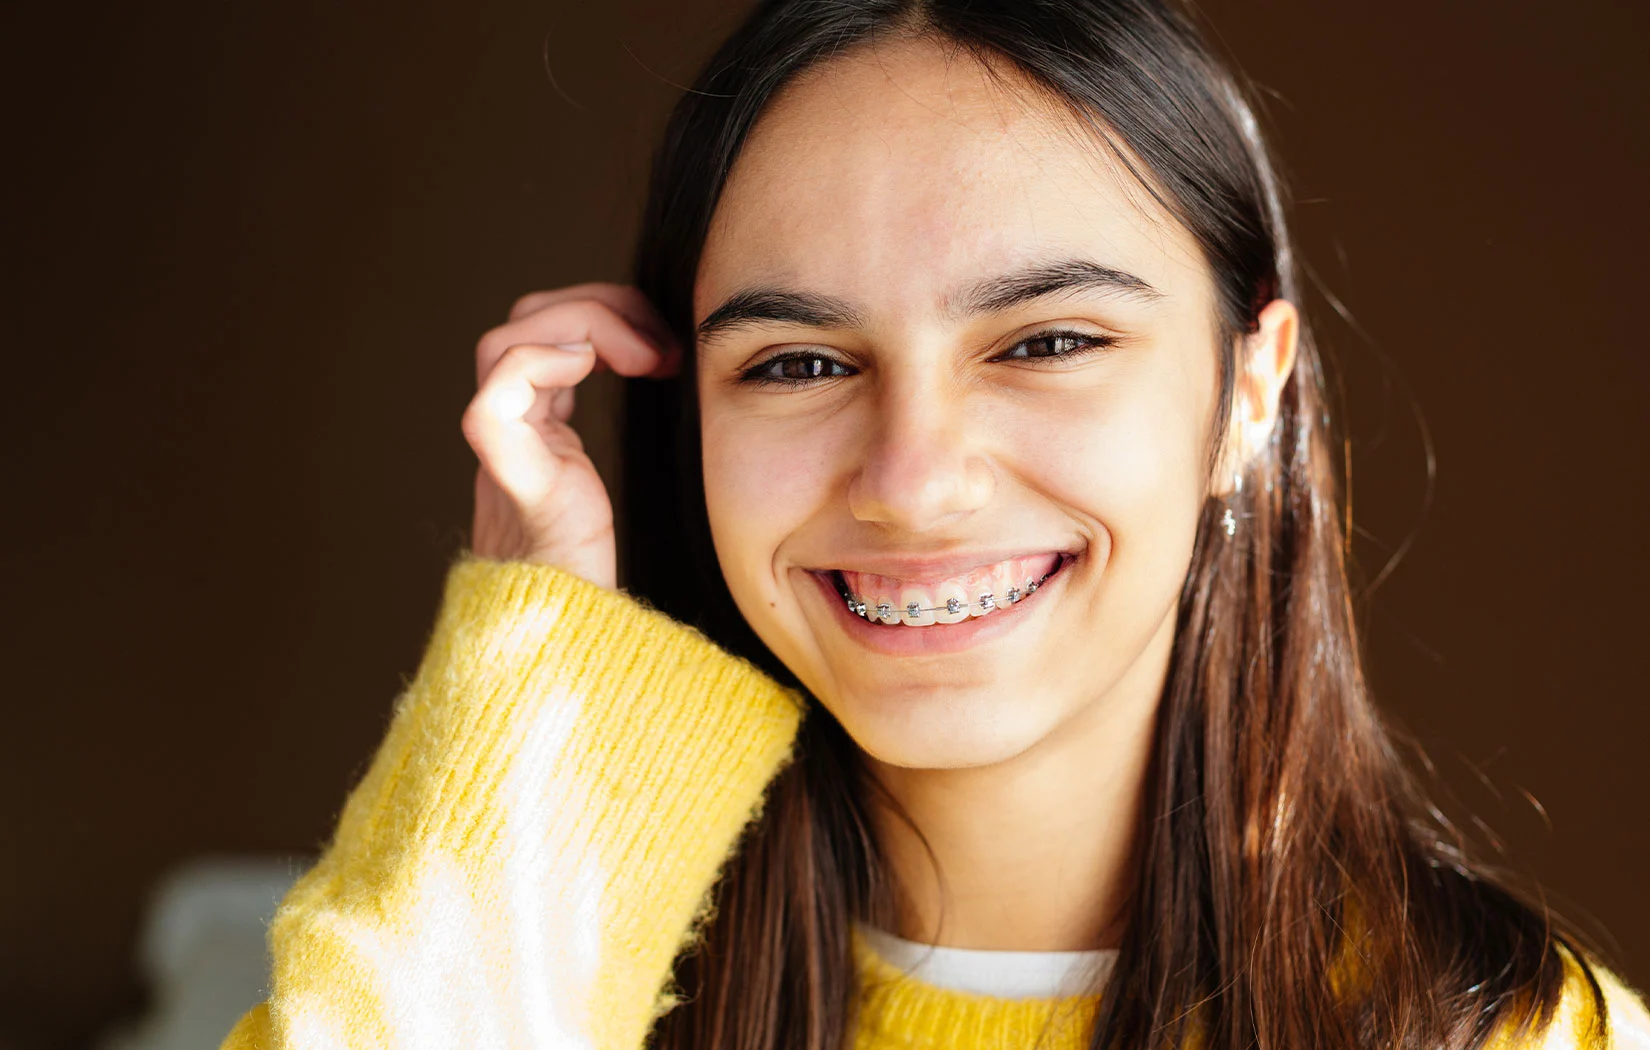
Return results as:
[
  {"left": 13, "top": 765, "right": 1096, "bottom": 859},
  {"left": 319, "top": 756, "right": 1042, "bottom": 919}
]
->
[
  {"left": 696, "top": 289, "right": 864, "bottom": 346},
  {"left": 695, "top": 256, "right": 1160, "bottom": 346},
  {"left": 945, "top": 257, "right": 1162, "bottom": 317}
]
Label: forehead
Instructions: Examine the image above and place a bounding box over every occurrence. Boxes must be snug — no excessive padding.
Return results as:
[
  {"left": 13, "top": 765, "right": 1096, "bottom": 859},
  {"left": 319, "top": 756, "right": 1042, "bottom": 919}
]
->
[{"left": 694, "top": 36, "right": 1210, "bottom": 324}]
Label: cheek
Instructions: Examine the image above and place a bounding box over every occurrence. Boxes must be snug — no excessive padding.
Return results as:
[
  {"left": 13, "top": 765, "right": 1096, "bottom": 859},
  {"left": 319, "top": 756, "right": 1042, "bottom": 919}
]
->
[
  {"left": 1006, "top": 362, "right": 1211, "bottom": 586},
  {"left": 701, "top": 403, "right": 843, "bottom": 597}
]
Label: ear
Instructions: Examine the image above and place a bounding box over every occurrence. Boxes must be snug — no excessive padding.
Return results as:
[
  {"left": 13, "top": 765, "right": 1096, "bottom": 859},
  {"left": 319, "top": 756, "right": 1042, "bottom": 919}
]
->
[{"left": 1211, "top": 298, "right": 1299, "bottom": 496}]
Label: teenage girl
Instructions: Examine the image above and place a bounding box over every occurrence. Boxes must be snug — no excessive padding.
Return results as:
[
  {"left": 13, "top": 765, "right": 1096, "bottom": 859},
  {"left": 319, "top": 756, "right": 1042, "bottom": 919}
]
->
[{"left": 222, "top": 1, "right": 1650, "bottom": 1047}]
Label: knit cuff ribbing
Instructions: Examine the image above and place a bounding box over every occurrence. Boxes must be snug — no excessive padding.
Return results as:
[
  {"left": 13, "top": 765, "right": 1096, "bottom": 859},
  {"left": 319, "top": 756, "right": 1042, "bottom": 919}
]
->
[
  {"left": 426, "top": 552, "right": 806, "bottom": 1046},
  {"left": 263, "top": 552, "right": 804, "bottom": 1050}
]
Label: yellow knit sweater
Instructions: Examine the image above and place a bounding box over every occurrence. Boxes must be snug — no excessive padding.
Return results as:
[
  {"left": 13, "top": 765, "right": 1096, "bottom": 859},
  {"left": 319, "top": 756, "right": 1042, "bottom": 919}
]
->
[{"left": 219, "top": 555, "right": 1649, "bottom": 1049}]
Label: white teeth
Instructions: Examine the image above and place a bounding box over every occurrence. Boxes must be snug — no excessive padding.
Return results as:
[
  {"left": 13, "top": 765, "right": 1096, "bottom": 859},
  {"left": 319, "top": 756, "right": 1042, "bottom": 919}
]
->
[
  {"left": 837, "top": 560, "right": 1062, "bottom": 627},
  {"left": 898, "top": 586, "right": 936, "bottom": 626},
  {"left": 934, "top": 580, "right": 970, "bottom": 624}
]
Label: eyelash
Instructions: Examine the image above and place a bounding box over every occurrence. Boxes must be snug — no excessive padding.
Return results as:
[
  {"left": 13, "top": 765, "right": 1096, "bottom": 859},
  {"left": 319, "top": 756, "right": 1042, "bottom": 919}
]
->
[{"left": 736, "top": 329, "right": 1116, "bottom": 388}]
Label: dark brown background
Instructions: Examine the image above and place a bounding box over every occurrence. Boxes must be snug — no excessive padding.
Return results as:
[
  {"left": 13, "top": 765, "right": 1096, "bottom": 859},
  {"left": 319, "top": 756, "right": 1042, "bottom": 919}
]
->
[{"left": 4, "top": 1, "right": 1646, "bottom": 1047}]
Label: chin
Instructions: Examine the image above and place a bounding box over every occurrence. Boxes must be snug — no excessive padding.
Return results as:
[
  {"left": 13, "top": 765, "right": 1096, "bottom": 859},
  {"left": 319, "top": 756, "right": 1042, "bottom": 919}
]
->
[{"left": 820, "top": 683, "right": 1060, "bottom": 771}]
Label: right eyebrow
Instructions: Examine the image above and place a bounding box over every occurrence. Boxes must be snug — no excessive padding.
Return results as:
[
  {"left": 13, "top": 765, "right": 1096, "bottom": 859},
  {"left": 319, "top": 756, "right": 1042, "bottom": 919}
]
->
[{"left": 695, "top": 289, "right": 864, "bottom": 347}]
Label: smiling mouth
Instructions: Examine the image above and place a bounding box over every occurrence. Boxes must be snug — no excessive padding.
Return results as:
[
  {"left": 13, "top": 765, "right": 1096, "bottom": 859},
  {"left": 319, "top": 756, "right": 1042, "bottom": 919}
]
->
[{"left": 825, "top": 552, "right": 1073, "bottom": 627}]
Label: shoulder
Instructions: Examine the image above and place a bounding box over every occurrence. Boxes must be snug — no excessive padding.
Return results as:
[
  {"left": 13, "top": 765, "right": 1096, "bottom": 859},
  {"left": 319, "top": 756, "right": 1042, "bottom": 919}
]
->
[
  {"left": 1504, "top": 950, "right": 1650, "bottom": 1050},
  {"left": 1590, "top": 962, "right": 1650, "bottom": 1050}
]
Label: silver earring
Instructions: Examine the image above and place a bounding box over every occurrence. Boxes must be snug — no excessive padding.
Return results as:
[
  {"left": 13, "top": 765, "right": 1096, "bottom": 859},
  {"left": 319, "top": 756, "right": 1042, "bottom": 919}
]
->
[{"left": 1221, "top": 470, "right": 1243, "bottom": 537}]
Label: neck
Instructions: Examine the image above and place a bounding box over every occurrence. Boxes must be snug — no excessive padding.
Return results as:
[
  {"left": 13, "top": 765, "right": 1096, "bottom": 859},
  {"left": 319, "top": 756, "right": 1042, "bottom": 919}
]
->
[{"left": 862, "top": 605, "right": 1175, "bottom": 953}]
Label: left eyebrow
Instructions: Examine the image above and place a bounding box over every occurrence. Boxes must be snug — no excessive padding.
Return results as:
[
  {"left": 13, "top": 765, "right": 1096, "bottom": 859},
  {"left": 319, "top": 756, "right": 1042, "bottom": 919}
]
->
[
  {"left": 695, "top": 255, "right": 1162, "bottom": 346},
  {"left": 944, "top": 257, "right": 1163, "bottom": 318}
]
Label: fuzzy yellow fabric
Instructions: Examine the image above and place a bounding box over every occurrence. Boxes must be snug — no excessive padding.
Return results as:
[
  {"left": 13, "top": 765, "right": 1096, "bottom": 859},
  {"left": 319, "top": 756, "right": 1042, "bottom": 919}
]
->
[
  {"left": 849, "top": 933, "right": 1650, "bottom": 1050},
  {"left": 850, "top": 934, "right": 1102, "bottom": 1047},
  {"left": 219, "top": 554, "right": 1649, "bottom": 1050}
]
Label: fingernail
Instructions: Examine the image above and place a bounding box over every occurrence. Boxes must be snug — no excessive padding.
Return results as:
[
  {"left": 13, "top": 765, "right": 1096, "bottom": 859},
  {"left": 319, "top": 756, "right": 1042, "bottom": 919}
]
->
[{"left": 552, "top": 341, "right": 594, "bottom": 353}]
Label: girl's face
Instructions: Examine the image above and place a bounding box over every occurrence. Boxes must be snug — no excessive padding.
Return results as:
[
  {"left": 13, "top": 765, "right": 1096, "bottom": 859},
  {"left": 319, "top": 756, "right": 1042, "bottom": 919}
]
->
[{"left": 695, "top": 38, "right": 1271, "bottom": 769}]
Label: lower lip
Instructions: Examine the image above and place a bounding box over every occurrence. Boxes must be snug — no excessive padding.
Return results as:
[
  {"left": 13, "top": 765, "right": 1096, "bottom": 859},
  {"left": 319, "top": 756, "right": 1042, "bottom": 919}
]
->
[{"left": 806, "top": 555, "right": 1074, "bottom": 656}]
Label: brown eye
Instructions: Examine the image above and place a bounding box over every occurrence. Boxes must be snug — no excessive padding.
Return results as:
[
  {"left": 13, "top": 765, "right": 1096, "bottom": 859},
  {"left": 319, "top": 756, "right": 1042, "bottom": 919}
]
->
[
  {"left": 778, "top": 356, "right": 833, "bottom": 379},
  {"left": 997, "top": 330, "right": 1115, "bottom": 361},
  {"left": 741, "top": 352, "right": 855, "bottom": 385}
]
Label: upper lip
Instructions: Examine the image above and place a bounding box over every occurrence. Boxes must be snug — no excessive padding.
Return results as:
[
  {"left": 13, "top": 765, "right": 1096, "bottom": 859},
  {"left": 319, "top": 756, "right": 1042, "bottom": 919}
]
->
[{"left": 807, "top": 547, "right": 1079, "bottom": 580}]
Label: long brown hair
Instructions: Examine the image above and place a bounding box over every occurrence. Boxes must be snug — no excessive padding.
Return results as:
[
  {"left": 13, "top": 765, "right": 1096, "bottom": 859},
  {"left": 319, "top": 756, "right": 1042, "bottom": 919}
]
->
[{"left": 621, "top": 1, "right": 1612, "bottom": 1046}]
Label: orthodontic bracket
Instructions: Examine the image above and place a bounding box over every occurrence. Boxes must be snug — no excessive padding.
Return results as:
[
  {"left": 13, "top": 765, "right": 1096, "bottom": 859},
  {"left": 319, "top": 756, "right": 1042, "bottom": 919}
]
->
[{"left": 840, "top": 569, "right": 1056, "bottom": 622}]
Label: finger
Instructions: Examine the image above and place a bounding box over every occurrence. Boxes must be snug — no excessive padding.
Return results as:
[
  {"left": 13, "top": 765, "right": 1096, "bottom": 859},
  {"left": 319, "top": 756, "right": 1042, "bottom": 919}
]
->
[
  {"left": 462, "top": 344, "right": 597, "bottom": 505},
  {"left": 502, "top": 295, "right": 679, "bottom": 379},
  {"left": 484, "top": 340, "right": 599, "bottom": 398},
  {"left": 550, "top": 386, "right": 575, "bottom": 423},
  {"left": 477, "top": 298, "right": 675, "bottom": 386},
  {"left": 508, "top": 283, "right": 679, "bottom": 354},
  {"left": 463, "top": 388, "right": 560, "bottom": 508}
]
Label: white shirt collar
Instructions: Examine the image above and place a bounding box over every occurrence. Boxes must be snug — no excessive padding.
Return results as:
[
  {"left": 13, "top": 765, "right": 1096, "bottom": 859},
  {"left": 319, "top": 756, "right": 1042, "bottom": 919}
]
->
[{"left": 856, "top": 922, "right": 1118, "bottom": 1000}]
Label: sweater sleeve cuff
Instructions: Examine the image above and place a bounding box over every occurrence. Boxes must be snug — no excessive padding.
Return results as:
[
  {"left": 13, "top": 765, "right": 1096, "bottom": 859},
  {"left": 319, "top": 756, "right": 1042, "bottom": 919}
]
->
[{"left": 273, "top": 552, "right": 804, "bottom": 1050}]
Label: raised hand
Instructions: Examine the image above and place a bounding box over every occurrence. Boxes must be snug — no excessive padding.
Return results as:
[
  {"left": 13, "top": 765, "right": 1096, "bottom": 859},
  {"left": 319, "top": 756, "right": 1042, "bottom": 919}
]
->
[{"left": 461, "top": 283, "right": 680, "bottom": 588}]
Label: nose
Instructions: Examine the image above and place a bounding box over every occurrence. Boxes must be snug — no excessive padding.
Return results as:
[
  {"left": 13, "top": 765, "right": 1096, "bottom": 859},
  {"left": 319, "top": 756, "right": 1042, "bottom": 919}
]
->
[{"left": 846, "top": 383, "right": 996, "bottom": 532}]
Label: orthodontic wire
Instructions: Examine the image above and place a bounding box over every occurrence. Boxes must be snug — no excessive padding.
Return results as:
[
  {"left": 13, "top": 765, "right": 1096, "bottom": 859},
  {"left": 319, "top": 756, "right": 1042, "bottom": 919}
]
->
[{"left": 841, "top": 570, "right": 1056, "bottom": 622}]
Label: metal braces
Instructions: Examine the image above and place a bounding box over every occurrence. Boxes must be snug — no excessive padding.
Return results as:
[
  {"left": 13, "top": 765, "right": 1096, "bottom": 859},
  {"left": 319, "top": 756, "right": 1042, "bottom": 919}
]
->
[{"left": 841, "top": 569, "right": 1056, "bottom": 622}]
